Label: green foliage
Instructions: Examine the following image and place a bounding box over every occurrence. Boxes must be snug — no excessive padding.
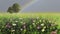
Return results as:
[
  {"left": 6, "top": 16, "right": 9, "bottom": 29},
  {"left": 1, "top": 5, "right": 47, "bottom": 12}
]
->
[
  {"left": 12, "top": 3, "right": 20, "bottom": 13},
  {"left": 7, "top": 7, "right": 13, "bottom": 13},
  {"left": 7, "top": 3, "right": 21, "bottom": 13},
  {"left": 0, "top": 17, "right": 58, "bottom": 34}
]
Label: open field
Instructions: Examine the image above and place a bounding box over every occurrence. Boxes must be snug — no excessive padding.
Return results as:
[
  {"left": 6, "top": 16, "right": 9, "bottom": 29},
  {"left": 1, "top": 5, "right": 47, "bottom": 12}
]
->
[
  {"left": 0, "top": 13, "right": 60, "bottom": 25},
  {"left": 0, "top": 13, "right": 60, "bottom": 34}
]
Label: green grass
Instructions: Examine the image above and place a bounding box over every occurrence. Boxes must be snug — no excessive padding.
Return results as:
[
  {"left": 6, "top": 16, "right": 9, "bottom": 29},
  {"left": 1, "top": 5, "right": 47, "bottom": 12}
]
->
[
  {"left": 0, "top": 13, "right": 60, "bottom": 28},
  {"left": 0, "top": 13, "right": 60, "bottom": 34}
]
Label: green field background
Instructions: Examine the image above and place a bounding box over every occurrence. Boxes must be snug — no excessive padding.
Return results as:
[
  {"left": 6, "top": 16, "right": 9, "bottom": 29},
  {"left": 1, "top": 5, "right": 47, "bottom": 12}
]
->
[{"left": 0, "top": 13, "right": 60, "bottom": 28}]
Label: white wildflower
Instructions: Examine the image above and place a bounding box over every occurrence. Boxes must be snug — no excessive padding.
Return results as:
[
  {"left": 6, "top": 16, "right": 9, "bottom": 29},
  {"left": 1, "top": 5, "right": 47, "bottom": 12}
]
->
[
  {"left": 15, "top": 21, "right": 18, "bottom": 22},
  {"left": 41, "top": 23, "right": 44, "bottom": 26},
  {"left": 20, "top": 28, "right": 23, "bottom": 31},
  {"left": 12, "top": 23, "right": 16, "bottom": 26},
  {"left": 42, "top": 29, "right": 45, "bottom": 32},
  {"left": 32, "top": 23, "right": 36, "bottom": 27},
  {"left": 36, "top": 17, "right": 39, "bottom": 19},
  {"left": 33, "top": 20, "right": 36, "bottom": 22},
  {"left": 43, "top": 26, "right": 46, "bottom": 29},
  {"left": 11, "top": 30, "right": 15, "bottom": 32},
  {"left": 39, "top": 20, "right": 41, "bottom": 22},
  {"left": 32, "top": 23, "right": 35, "bottom": 25}
]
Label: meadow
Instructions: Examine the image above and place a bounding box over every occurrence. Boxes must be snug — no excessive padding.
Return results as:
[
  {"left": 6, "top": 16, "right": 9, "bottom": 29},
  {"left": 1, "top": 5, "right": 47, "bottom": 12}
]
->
[
  {"left": 0, "top": 13, "right": 60, "bottom": 27},
  {"left": 0, "top": 13, "right": 60, "bottom": 34}
]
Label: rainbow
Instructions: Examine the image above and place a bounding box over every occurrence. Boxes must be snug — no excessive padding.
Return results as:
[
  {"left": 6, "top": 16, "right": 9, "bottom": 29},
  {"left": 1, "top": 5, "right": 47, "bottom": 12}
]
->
[{"left": 20, "top": 0, "right": 38, "bottom": 12}]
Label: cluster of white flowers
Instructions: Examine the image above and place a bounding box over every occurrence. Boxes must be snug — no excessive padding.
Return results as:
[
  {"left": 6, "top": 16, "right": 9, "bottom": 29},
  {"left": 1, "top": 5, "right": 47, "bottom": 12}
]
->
[{"left": 12, "top": 23, "right": 16, "bottom": 26}]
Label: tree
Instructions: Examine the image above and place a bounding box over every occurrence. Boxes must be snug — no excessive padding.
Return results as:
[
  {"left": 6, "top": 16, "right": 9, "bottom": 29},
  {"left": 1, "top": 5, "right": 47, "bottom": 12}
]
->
[
  {"left": 7, "top": 3, "right": 21, "bottom": 13},
  {"left": 7, "top": 7, "right": 13, "bottom": 13},
  {"left": 12, "top": 3, "right": 20, "bottom": 13}
]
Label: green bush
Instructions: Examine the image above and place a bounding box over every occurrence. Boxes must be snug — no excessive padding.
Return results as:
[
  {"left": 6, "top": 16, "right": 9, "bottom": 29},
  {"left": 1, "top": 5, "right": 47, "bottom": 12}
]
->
[{"left": 0, "top": 17, "right": 58, "bottom": 34}]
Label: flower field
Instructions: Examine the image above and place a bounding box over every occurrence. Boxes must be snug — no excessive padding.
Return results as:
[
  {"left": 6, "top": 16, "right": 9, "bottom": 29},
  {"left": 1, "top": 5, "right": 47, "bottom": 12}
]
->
[{"left": 0, "top": 13, "right": 60, "bottom": 34}]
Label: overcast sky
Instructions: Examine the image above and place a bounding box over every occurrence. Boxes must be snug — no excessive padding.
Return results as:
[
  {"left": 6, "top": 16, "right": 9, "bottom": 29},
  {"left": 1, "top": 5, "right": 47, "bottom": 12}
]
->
[
  {"left": 0, "top": 0, "right": 32, "bottom": 12},
  {"left": 0, "top": 0, "right": 60, "bottom": 12}
]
